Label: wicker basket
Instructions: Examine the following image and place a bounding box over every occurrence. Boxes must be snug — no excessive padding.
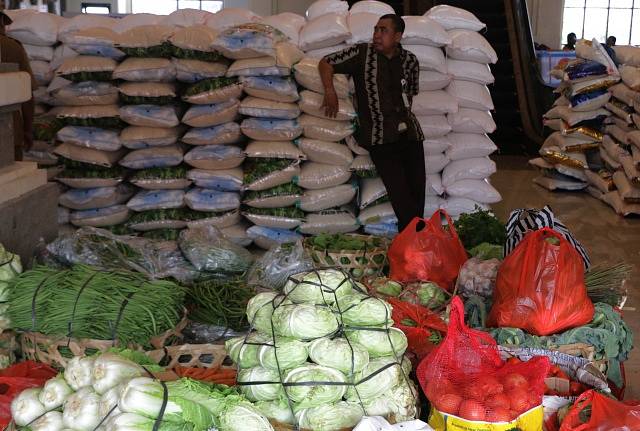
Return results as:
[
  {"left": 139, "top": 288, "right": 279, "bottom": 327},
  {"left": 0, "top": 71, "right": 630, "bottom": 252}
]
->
[
  {"left": 304, "top": 234, "right": 389, "bottom": 279},
  {"left": 146, "top": 343, "right": 234, "bottom": 370},
  {"left": 19, "top": 319, "right": 188, "bottom": 369},
  {"left": 0, "top": 330, "right": 18, "bottom": 367}
]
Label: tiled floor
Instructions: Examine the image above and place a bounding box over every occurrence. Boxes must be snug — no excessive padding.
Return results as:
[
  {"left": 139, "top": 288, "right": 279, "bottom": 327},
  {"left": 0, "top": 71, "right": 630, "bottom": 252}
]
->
[{"left": 490, "top": 156, "right": 640, "bottom": 399}]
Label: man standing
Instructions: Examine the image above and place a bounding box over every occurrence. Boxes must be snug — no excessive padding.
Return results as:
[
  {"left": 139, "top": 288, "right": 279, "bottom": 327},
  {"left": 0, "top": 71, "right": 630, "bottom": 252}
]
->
[
  {"left": 0, "top": 10, "right": 36, "bottom": 161},
  {"left": 563, "top": 32, "right": 577, "bottom": 51},
  {"left": 319, "top": 14, "right": 425, "bottom": 232}
]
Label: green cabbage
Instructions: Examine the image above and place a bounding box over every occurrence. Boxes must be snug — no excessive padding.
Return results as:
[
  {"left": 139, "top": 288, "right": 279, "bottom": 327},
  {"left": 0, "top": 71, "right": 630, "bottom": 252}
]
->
[
  {"left": 246, "top": 292, "right": 289, "bottom": 334},
  {"left": 345, "top": 327, "right": 408, "bottom": 358},
  {"left": 254, "top": 399, "right": 295, "bottom": 425},
  {"left": 283, "top": 269, "right": 353, "bottom": 305},
  {"left": 237, "top": 367, "right": 283, "bottom": 402},
  {"left": 258, "top": 338, "right": 308, "bottom": 371},
  {"left": 295, "top": 402, "right": 364, "bottom": 431},
  {"left": 337, "top": 294, "right": 393, "bottom": 327},
  {"left": 272, "top": 304, "right": 339, "bottom": 340},
  {"left": 361, "top": 379, "right": 418, "bottom": 422},
  {"left": 218, "top": 401, "right": 275, "bottom": 431},
  {"left": 346, "top": 356, "right": 411, "bottom": 401},
  {"left": 307, "top": 337, "right": 369, "bottom": 375},
  {"left": 226, "top": 333, "right": 270, "bottom": 369},
  {"left": 0, "top": 243, "right": 21, "bottom": 330},
  {"left": 283, "top": 364, "right": 347, "bottom": 408}
]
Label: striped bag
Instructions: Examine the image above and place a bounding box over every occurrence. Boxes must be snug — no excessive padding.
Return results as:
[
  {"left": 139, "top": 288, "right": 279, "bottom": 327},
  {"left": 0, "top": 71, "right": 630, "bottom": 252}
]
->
[{"left": 505, "top": 205, "right": 591, "bottom": 270}]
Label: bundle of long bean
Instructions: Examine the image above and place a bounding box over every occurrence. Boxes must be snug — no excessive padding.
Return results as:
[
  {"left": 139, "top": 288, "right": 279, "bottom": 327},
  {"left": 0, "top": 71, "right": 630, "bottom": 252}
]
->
[
  {"left": 188, "top": 277, "right": 255, "bottom": 331},
  {"left": 585, "top": 262, "right": 632, "bottom": 307},
  {"left": 8, "top": 265, "right": 185, "bottom": 346}
]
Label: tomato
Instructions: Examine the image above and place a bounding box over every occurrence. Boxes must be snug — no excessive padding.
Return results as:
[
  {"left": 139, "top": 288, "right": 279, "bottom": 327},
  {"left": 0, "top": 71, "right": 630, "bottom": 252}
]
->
[
  {"left": 485, "top": 393, "right": 511, "bottom": 410},
  {"left": 459, "top": 400, "right": 486, "bottom": 421},
  {"left": 434, "top": 393, "right": 463, "bottom": 415},
  {"left": 503, "top": 373, "right": 529, "bottom": 391},
  {"left": 464, "top": 384, "right": 486, "bottom": 401},
  {"left": 485, "top": 407, "right": 513, "bottom": 422},
  {"left": 506, "top": 357, "right": 522, "bottom": 365},
  {"left": 427, "top": 379, "right": 454, "bottom": 399},
  {"left": 527, "top": 392, "right": 541, "bottom": 409},
  {"left": 509, "top": 388, "right": 530, "bottom": 413},
  {"left": 477, "top": 376, "right": 504, "bottom": 396}
]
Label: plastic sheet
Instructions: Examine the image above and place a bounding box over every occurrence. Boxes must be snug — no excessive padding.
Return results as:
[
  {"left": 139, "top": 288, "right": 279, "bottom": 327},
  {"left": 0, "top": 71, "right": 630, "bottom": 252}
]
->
[
  {"left": 179, "top": 225, "right": 253, "bottom": 274},
  {"left": 247, "top": 241, "right": 314, "bottom": 289}
]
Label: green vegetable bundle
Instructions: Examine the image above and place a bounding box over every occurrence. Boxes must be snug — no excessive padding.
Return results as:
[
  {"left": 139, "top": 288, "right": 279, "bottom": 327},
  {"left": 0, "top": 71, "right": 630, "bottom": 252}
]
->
[
  {"left": 354, "top": 168, "right": 378, "bottom": 178},
  {"left": 8, "top": 265, "right": 185, "bottom": 346},
  {"left": 142, "top": 228, "right": 183, "bottom": 242},
  {"left": 243, "top": 183, "right": 302, "bottom": 201},
  {"left": 60, "top": 71, "right": 113, "bottom": 82},
  {"left": 310, "top": 233, "right": 384, "bottom": 252},
  {"left": 172, "top": 45, "right": 223, "bottom": 62},
  {"left": 184, "top": 77, "right": 239, "bottom": 98},
  {"left": 188, "top": 277, "right": 256, "bottom": 331},
  {"left": 243, "top": 158, "right": 294, "bottom": 185},
  {"left": 179, "top": 226, "right": 253, "bottom": 275},
  {"left": 59, "top": 116, "right": 126, "bottom": 129},
  {"left": 33, "top": 116, "right": 64, "bottom": 142},
  {"left": 120, "top": 42, "right": 173, "bottom": 58},
  {"left": 243, "top": 206, "right": 304, "bottom": 219},
  {"left": 126, "top": 208, "right": 225, "bottom": 228},
  {"left": 119, "top": 94, "right": 176, "bottom": 105},
  {"left": 130, "top": 166, "right": 188, "bottom": 180},
  {"left": 454, "top": 208, "right": 506, "bottom": 250}
]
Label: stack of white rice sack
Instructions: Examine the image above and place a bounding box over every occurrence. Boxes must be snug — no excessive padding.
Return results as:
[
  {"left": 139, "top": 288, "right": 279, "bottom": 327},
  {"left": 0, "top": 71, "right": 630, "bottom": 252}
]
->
[
  {"left": 299, "top": 0, "right": 352, "bottom": 59},
  {"left": 418, "top": 5, "right": 501, "bottom": 218}
]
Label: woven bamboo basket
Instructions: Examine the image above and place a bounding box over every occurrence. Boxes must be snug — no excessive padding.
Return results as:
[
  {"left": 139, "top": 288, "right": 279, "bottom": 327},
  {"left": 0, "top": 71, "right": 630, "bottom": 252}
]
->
[
  {"left": 19, "top": 318, "right": 188, "bottom": 369},
  {"left": 146, "top": 342, "right": 234, "bottom": 370},
  {"left": 0, "top": 330, "right": 18, "bottom": 366},
  {"left": 304, "top": 234, "right": 389, "bottom": 280}
]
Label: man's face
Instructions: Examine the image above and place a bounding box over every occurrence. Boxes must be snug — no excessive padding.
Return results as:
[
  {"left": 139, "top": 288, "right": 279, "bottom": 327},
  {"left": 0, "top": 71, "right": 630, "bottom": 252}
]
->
[
  {"left": 568, "top": 34, "right": 577, "bottom": 45},
  {"left": 373, "top": 18, "right": 402, "bottom": 53}
]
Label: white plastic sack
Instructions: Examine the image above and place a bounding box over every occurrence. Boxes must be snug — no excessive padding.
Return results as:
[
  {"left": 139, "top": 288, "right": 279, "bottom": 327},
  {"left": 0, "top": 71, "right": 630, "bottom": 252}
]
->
[
  {"left": 299, "top": 90, "right": 357, "bottom": 121},
  {"left": 119, "top": 105, "right": 180, "bottom": 128},
  {"left": 184, "top": 145, "right": 245, "bottom": 170},
  {"left": 120, "top": 145, "right": 184, "bottom": 170},
  {"left": 446, "top": 59, "right": 495, "bottom": 85},
  {"left": 185, "top": 189, "right": 241, "bottom": 212},
  {"left": 296, "top": 162, "right": 352, "bottom": 189},
  {"left": 423, "top": 137, "right": 451, "bottom": 155},
  {"left": 70, "top": 205, "right": 130, "bottom": 228},
  {"left": 413, "top": 90, "right": 459, "bottom": 115},
  {"left": 424, "top": 5, "right": 486, "bottom": 31},
  {"left": 169, "top": 25, "right": 218, "bottom": 53},
  {"left": 212, "top": 24, "right": 288, "bottom": 60},
  {"left": 52, "top": 81, "right": 119, "bottom": 106},
  {"left": 59, "top": 185, "right": 134, "bottom": 211},
  {"left": 173, "top": 58, "right": 228, "bottom": 83},
  {"left": 241, "top": 118, "right": 302, "bottom": 141},
  {"left": 442, "top": 157, "right": 496, "bottom": 187},
  {"left": 426, "top": 174, "right": 445, "bottom": 196},
  {"left": 404, "top": 45, "right": 447, "bottom": 74},
  {"left": 226, "top": 43, "right": 304, "bottom": 77},
  {"left": 221, "top": 222, "right": 253, "bottom": 247},
  {"left": 358, "top": 202, "right": 396, "bottom": 224},
  {"left": 424, "top": 153, "right": 450, "bottom": 174},
  {"left": 240, "top": 76, "right": 299, "bottom": 102},
  {"left": 350, "top": 1, "right": 394, "bottom": 16},
  {"left": 446, "top": 133, "right": 497, "bottom": 160},
  {"left": 51, "top": 45, "right": 78, "bottom": 71},
  {"left": 64, "top": 28, "right": 123, "bottom": 59},
  {"left": 620, "top": 65, "right": 640, "bottom": 91},
  {"left": 446, "top": 30, "right": 498, "bottom": 64},
  {"left": 188, "top": 168, "right": 243, "bottom": 192},
  {"left": 166, "top": 8, "right": 213, "bottom": 28},
  {"left": 127, "top": 190, "right": 185, "bottom": 212},
  {"left": 120, "top": 126, "right": 183, "bottom": 150},
  {"left": 243, "top": 210, "right": 304, "bottom": 230},
  {"left": 56, "top": 126, "right": 121, "bottom": 152},
  {"left": 360, "top": 177, "right": 387, "bottom": 209},
  {"left": 113, "top": 58, "right": 176, "bottom": 82},
  {"left": 304, "top": 44, "right": 351, "bottom": 59},
  {"left": 346, "top": 135, "right": 370, "bottom": 155},
  {"left": 56, "top": 55, "right": 117, "bottom": 77},
  {"left": 240, "top": 97, "right": 301, "bottom": 120},
  {"left": 543, "top": 105, "right": 609, "bottom": 127},
  {"left": 445, "top": 179, "right": 502, "bottom": 204},
  {"left": 419, "top": 71, "right": 451, "bottom": 91},
  {"left": 299, "top": 13, "right": 351, "bottom": 51},
  {"left": 296, "top": 139, "right": 354, "bottom": 166},
  {"left": 294, "top": 58, "right": 351, "bottom": 97},
  {"left": 417, "top": 115, "right": 452, "bottom": 138},
  {"left": 306, "top": 0, "right": 349, "bottom": 20},
  {"left": 402, "top": 16, "right": 451, "bottom": 47},
  {"left": 300, "top": 184, "right": 358, "bottom": 212},
  {"left": 58, "top": 15, "right": 116, "bottom": 44},
  {"left": 299, "top": 114, "right": 355, "bottom": 142},
  {"left": 183, "top": 81, "right": 244, "bottom": 105},
  {"left": 116, "top": 25, "right": 174, "bottom": 49},
  {"left": 448, "top": 109, "right": 496, "bottom": 133},
  {"left": 24, "top": 44, "right": 54, "bottom": 62},
  {"left": 113, "top": 14, "right": 164, "bottom": 33},
  {"left": 298, "top": 211, "right": 359, "bottom": 234},
  {"left": 247, "top": 226, "right": 304, "bottom": 250},
  {"left": 350, "top": 154, "right": 375, "bottom": 173},
  {"left": 205, "top": 8, "right": 261, "bottom": 32},
  {"left": 182, "top": 123, "right": 242, "bottom": 146},
  {"left": 614, "top": 45, "right": 640, "bottom": 67},
  {"left": 7, "top": 11, "right": 62, "bottom": 46},
  {"left": 31, "top": 61, "right": 53, "bottom": 85},
  {"left": 260, "top": 13, "right": 306, "bottom": 45},
  {"left": 347, "top": 13, "right": 378, "bottom": 44},
  {"left": 244, "top": 141, "right": 305, "bottom": 160},
  {"left": 119, "top": 82, "right": 176, "bottom": 99},
  {"left": 441, "top": 197, "right": 488, "bottom": 218},
  {"left": 182, "top": 99, "right": 240, "bottom": 128},
  {"left": 571, "top": 91, "right": 611, "bottom": 112},
  {"left": 447, "top": 80, "right": 494, "bottom": 110}
]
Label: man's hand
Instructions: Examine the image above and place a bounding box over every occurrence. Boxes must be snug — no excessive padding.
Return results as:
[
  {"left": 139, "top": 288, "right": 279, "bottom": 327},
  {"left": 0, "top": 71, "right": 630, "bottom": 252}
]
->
[{"left": 321, "top": 89, "right": 339, "bottom": 118}]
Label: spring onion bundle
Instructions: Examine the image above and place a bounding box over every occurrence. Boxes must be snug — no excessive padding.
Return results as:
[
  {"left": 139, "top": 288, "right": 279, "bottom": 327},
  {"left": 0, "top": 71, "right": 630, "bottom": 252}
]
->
[
  {"left": 188, "top": 277, "right": 256, "bottom": 331},
  {"left": 8, "top": 265, "right": 185, "bottom": 346},
  {"left": 585, "top": 262, "right": 632, "bottom": 307}
]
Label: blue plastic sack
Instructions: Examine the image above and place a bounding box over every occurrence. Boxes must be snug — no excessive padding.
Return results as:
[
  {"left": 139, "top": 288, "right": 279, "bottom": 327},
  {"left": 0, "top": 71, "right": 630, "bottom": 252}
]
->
[
  {"left": 119, "top": 146, "right": 184, "bottom": 170},
  {"left": 187, "top": 169, "right": 243, "bottom": 191},
  {"left": 564, "top": 60, "right": 607, "bottom": 81},
  {"left": 56, "top": 126, "right": 121, "bottom": 151},
  {"left": 181, "top": 122, "right": 242, "bottom": 146},
  {"left": 67, "top": 44, "right": 125, "bottom": 60},
  {"left": 246, "top": 225, "right": 303, "bottom": 249},
  {"left": 364, "top": 222, "right": 399, "bottom": 238},
  {"left": 185, "top": 188, "right": 241, "bottom": 212},
  {"left": 240, "top": 76, "right": 299, "bottom": 102},
  {"left": 240, "top": 118, "right": 302, "bottom": 141},
  {"left": 127, "top": 189, "right": 186, "bottom": 212}
]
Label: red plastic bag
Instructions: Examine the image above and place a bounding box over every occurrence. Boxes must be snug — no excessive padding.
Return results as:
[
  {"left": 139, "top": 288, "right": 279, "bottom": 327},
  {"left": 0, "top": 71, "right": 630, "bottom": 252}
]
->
[
  {"left": 488, "top": 227, "right": 594, "bottom": 336},
  {"left": 388, "top": 210, "right": 468, "bottom": 290},
  {"left": 417, "top": 296, "right": 550, "bottom": 423},
  {"left": 559, "top": 390, "right": 640, "bottom": 431},
  {"left": 0, "top": 361, "right": 57, "bottom": 428},
  {"left": 386, "top": 298, "right": 447, "bottom": 361}
]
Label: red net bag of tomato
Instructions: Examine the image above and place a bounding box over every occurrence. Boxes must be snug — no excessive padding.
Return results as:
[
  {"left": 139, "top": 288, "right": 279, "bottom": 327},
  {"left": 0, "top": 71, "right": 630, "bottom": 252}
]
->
[
  {"left": 388, "top": 210, "right": 467, "bottom": 290},
  {"left": 417, "top": 296, "right": 550, "bottom": 428},
  {"left": 559, "top": 390, "right": 640, "bottom": 431},
  {"left": 487, "top": 227, "right": 594, "bottom": 336}
]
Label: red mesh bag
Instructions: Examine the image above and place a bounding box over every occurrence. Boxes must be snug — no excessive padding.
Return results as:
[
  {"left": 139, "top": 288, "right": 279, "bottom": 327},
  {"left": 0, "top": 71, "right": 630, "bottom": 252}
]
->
[
  {"left": 387, "top": 298, "right": 447, "bottom": 361},
  {"left": 487, "top": 227, "right": 594, "bottom": 336},
  {"left": 388, "top": 210, "right": 467, "bottom": 290},
  {"left": 417, "top": 297, "right": 550, "bottom": 423},
  {"left": 559, "top": 390, "right": 640, "bottom": 431},
  {"left": 0, "top": 361, "right": 57, "bottom": 428}
]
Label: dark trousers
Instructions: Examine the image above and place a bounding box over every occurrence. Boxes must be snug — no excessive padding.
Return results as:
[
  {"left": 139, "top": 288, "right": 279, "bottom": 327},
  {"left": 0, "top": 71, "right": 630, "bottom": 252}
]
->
[{"left": 369, "top": 138, "right": 426, "bottom": 232}]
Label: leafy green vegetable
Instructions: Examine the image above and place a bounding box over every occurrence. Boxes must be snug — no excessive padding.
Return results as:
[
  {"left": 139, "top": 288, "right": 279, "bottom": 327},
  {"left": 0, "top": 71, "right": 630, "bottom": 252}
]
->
[
  {"left": 272, "top": 304, "right": 340, "bottom": 340},
  {"left": 119, "top": 94, "right": 176, "bottom": 105},
  {"left": 120, "top": 43, "right": 173, "bottom": 58},
  {"left": 371, "top": 278, "right": 403, "bottom": 297},
  {"left": 283, "top": 269, "right": 354, "bottom": 305},
  {"left": 34, "top": 116, "right": 64, "bottom": 142},
  {"left": 243, "top": 158, "right": 295, "bottom": 185},
  {"left": 345, "top": 327, "right": 408, "bottom": 359},
  {"left": 188, "top": 276, "right": 256, "bottom": 330},
  {"left": 243, "top": 183, "right": 302, "bottom": 201},
  {"left": 307, "top": 337, "right": 368, "bottom": 375},
  {"left": 310, "top": 233, "right": 384, "bottom": 251},
  {"left": 60, "top": 71, "right": 113, "bottom": 82},
  {"left": 171, "top": 46, "right": 222, "bottom": 62},
  {"left": 131, "top": 166, "right": 188, "bottom": 180},
  {"left": 283, "top": 364, "right": 347, "bottom": 408},
  {"left": 337, "top": 293, "right": 393, "bottom": 327},
  {"left": 142, "top": 229, "right": 182, "bottom": 241},
  {"left": 184, "top": 77, "right": 239, "bottom": 98},
  {"left": 258, "top": 337, "right": 309, "bottom": 371},
  {"left": 59, "top": 116, "right": 126, "bottom": 129},
  {"left": 296, "top": 402, "right": 364, "bottom": 430},
  {"left": 469, "top": 242, "right": 504, "bottom": 260},
  {"left": 237, "top": 367, "right": 283, "bottom": 401},
  {"left": 454, "top": 208, "right": 506, "bottom": 250}
]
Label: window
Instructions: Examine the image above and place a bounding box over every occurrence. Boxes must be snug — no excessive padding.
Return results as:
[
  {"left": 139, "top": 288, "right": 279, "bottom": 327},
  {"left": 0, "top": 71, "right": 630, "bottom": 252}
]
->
[
  {"left": 562, "top": 0, "right": 640, "bottom": 45},
  {"left": 130, "top": 0, "right": 223, "bottom": 15},
  {"left": 81, "top": 2, "right": 111, "bottom": 14}
]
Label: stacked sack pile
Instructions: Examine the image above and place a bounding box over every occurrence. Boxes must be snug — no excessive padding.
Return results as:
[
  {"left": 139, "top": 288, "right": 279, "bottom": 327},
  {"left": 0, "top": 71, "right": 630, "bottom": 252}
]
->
[
  {"left": 226, "top": 268, "right": 418, "bottom": 429},
  {"left": 421, "top": 5, "right": 501, "bottom": 218}
]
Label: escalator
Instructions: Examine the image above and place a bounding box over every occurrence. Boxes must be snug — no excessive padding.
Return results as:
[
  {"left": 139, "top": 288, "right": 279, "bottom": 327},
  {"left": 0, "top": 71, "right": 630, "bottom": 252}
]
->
[{"left": 416, "top": 0, "right": 554, "bottom": 154}]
